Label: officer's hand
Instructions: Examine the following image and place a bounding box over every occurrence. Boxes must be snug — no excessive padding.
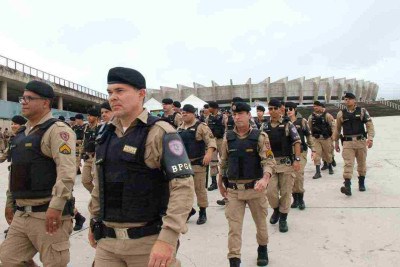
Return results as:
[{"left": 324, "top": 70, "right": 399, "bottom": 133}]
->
[
  {"left": 293, "top": 161, "right": 300, "bottom": 172},
  {"left": 367, "top": 140, "right": 373, "bottom": 148},
  {"left": 45, "top": 208, "right": 62, "bottom": 235},
  {"left": 88, "top": 228, "right": 97, "bottom": 248},
  {"left": 148, "top": 240, "right": 174, "bottom": 267},
  {"left": 5, "top": 207, "right": 14, "bottom": 225},
  {"left": 335, "top": 142, "right": 340, "bottom": 153},
  {"left": 255, "top": 175, "right": 270, "bottom": 192},
  {"left": 202, "top": 153, "right": 212, "bottom": 166}
]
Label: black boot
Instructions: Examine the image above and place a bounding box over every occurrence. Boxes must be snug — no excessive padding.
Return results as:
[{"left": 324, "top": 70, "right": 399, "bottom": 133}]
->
[
  {"left": 313, "top": 165, "right": 322, "bottom": 179},
  {"left": 187, "top": 208, "right": 196, "bottom": 222},
  {"left": 358, "top": 176, "right": 366, "bottom": 192},
  {"left": 229, "top": 257, "right": 241, "bottom": 267},
  {"left": 290, "top": 193, "right": 299, "bottom": 208},
  {"left": 269, "top": 208, "right": 280, "bottom": 224},
  {"left": 216, "top": 198, "right": 227, "bottom": 206},
  {"left": 196, "top": 208, "right": 207, "bottom": 225},
  {"left": 332, "top": 157, "right": 336, "bottom": 167},
  {"left": 298, "top": 193, "right": 306, "bottom": 210},
  {"left": 321, "top": 161, "right": 328, "bottom": 170},
  {"left": 257, "top": 245, "right": 269, "bottom": 266},
  {"left": 208, "top": 176, "right": 218, "bottom": 191},
  {"left": 340, "top": 179, "right": 352, "bottom": 196},
  {"left": 73, "top": 212, "right": 86, "bottom": 231},
  {"left": 328, "top": 163, "right": 334, "bottom": 175},
  {"left": 279, "top": 213, "right": 288, "bottom": 233}
]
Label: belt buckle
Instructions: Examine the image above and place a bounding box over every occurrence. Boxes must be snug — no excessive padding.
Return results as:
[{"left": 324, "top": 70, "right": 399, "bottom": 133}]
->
[
  {"left": 24, "top": 206, "right": 32, "bottom": 212},
  {"left": 115, "top": 228, "right": 129, "bottom": 240},
  {"left": 236, "top": 184, "right": 245, "bottom": 190}
]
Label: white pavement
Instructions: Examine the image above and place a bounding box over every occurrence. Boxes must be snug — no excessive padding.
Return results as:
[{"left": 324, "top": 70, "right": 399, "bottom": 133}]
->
[{"left": 0, "top": 116, "right": 399, "bottom": 267}]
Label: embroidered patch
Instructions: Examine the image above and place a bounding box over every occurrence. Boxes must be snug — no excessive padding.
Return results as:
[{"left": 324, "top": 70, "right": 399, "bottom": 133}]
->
[
  {"left": 59, "top": 131, "right": 70, "bottom": 141},
  {"left": 59, "top": 144, "right": 71, "bottom": 154},
  {"left": 25, "top": 143, "right": 32, "bottom": 147},
  {"left": 123, "top": 145, "right": 137, "bottom": 155},
  {"left": 168, "top": 140, "right": 184, "bottom": 156},
  {"left": 266, "top": 149, "right": 274, "bottom": 158}
]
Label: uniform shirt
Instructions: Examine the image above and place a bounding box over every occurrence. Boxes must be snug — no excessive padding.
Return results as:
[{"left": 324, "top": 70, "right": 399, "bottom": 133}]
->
[
  {"left": 162, "top": 111, "right": 183, "bottom": 128},
  {"left": 290, "top": 117, "right": 315, "bottom": 151},
  {"left": 9, "top": 111, "right": 76, "bottom": 212},
  {"left": 333, "top": 106, "right": 375, "bottom": 142},
  {"left": 307, "top": 111, "right": 335, "bottom": 136},
  {"left": 89, "top": 109, "right": 194, "bottom": 246},
  {"left": 219, "top": 126, "right": 276, "bottom": 183},
  {"left": 177, "top": 119, "right": 217, "bottom": 153}
]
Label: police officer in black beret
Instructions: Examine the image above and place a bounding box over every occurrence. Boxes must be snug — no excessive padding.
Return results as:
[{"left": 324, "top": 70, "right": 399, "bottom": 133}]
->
[
  {"left": 73, "top": 113, "right": 85, "bottom": 174},
  {"left": 173, "top": 101, "right": 182, "bottom": 113},
  {"left": 161, "top": 98, "right": 183, "bottom": 128},
  {"left": 255, "top": 105, "right": 267, "bottom": 129},
  {"left": 100, "top": 101, "right": 113, "bottom": 124},
  {"left": 69, "top": 117, "right": 76, "bottom": 127}
]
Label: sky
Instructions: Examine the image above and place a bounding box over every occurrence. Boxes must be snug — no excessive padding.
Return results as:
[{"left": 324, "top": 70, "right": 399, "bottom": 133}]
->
[{"left": 0, "top": 0, "right": 399, "bottom": 99}]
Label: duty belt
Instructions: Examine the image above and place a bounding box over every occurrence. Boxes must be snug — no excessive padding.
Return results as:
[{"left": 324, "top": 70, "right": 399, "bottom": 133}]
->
[
  {"left": 16, "top": 200, "right": 74, "bottom": 216},
  {"left": 342, "top": 135, "right": 366, "bottom": 141},
  {"left": 103, "top": 222, "right": 162, "bottom": 240},
  {"left": 277, "top": 157, "right": 292, "bottom": 166},
  {"left": 226, "top": 180, "right": 257, "bottom": 190}
]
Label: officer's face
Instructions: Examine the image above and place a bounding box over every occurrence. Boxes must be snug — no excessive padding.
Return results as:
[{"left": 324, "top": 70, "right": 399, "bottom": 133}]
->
[
  {"left": 257, "top": 110, "right": 264, "bottom": 118},
  {"left": 313, "top": 105, "right": 320, "bottom": 113},
  {"left": 76, "top": 119, "right": 84, "bottom": 126},
  {"left": 20, "top": 91, "right": 49, "bottom": 119},
  {"left": 88, "top": 115, "right": 97, "bottom": 124},
  {"left": 286, "top": 107, "right": 295, "bottom": 117},
  {"left": 107, "top": 83, "right": 145, "bottom": 119},
  {"left": 268, "top": 106, "right": 280, "bottom": 120},
  {"left": 162, "top": 103, "right": 173, "bottom": 112},
  {"left": 101, "top": 108, "right": 113, "bottom": 123},
  {"left": 233, "top": 111, "right": 250, "bottom": 127},
  {"left": 344, "top": 98, "right": 356, "bottom": 107},
  {"left": 11, "top": 122, "right": 21, "bottom": 134},
  {"left": 182, "top": 111, "right": 195, "bottom": 123},
  {"left": 203, "top": 109, "right": 210, "bottom": 116},
  {"left": 280, "top": 105, "right": 285, "bottom": 115}
]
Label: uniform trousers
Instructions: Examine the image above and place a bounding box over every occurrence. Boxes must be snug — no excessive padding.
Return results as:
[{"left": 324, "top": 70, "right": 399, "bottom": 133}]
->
[
  {"left": 292, "top": 151, "right": 307, "bottom": 193},
  {"left": 81, "top": 155, "right": 95, "bottom": 193},
  {"left": 192, "top": 165, "right": 208, "bottom": 207},
  {"left": 210, "top": 138, "right": 223, "bottom": 176},
  {"left": 225, "top": 188, "right": 268, "bottom": 259},
  {"left": 313, "top": 137, "right": 333, "bottom": 165},
  {"left": 342, "top": 140, "right": 367, "bottom": 179}
]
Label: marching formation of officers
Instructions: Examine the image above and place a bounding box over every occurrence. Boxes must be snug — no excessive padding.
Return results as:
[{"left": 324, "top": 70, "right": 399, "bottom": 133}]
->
[{"left": 0, "top": 67, "right": 375, "bottom": 267}]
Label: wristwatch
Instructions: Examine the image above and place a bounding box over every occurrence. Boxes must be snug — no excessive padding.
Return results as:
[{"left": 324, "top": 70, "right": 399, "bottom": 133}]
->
[{"left": 295, "top": 156, "right": 301, "bottom": 161}]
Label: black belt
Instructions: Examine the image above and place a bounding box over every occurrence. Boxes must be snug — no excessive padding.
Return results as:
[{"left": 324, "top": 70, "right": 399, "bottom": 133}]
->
[
  {"left": 226, "top": 180, "right": 257, "bottom": 190},
  {"left": 342, "top": 135, "right": 365, "bottom": 141},
  {"left": 103, "top": 222, "right": 162, "bottom": 240},
  {"left": 16, "top": 199, "right": 74, "bottom": 216}
]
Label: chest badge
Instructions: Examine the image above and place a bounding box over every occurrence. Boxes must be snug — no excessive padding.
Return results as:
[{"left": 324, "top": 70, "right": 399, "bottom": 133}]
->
[{"left": 123, "top": 145, "right": 137, "bottom": 155}]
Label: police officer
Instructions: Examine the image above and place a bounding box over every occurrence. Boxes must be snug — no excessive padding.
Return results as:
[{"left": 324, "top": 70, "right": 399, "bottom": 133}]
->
[
  {"left": 254, "top": 105, "right": 267, "bottom": 129},
  {"left": 200, "top": 104, "right": 210, "bottom": 123},
  {"left": 178, "top": 104, "right": 217, "bottom": 225},
  {"left": 161, "top": 98, "right": 183, "bottom": 128},
  {"left": 173, "top": 101, "right": 182, "bottom": 113},
  {"left": 225, "top": 110, "right": 235, "bottom": 131},
  {"left": 0, "top": 81, "right": 76, "bottom": 267},
  {"left": 100, "top": 101, "right": 114, "bottom": 123},
  {"left": 263, "top": 99, "right": 301, "bottom": 233},
  {"left": 88, "top": 67, "right": 194, "bottom": 267},
  {"left": 73, "top": 113, "right": 86, "bottom": 174},
  {"left": 81, "top": 108, "right": 101, "bottom": 193},
  {"left": 218, "top": 102, "right": 275, "bottom": 267},
  {"left": 308, "top": 101, "right": 335, "bottom": 178},
  {"left": 286, "top": 102, "right": 315, "bottom": 210},
  {"left": 334, "top": 92, "right": 375, "bottom": 196},
  {"left": 69, "top": 116, "right": 76, "bottom": 127}
]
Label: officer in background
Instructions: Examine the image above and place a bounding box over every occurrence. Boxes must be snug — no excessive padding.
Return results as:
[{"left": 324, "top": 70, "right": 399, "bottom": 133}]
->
[
  {"left": 308, "top": 101, "right": 335, "bottom": 179},
  {"left": 69, "top": 116, "right": 76, "bottom": 127},
  {"left": 58, "top": 115, "right": 66, "bottom": 122},
  {"left": 263, "top": 99, "right": 301, "bottom": 233},
  {"left": 334, "top": 92, "right": 375, "bottom": 196},
  {"left": 173, "top": 101, "right": 182, "bottom": 113},
  {"left": 73, "top": 113, "right": 86, "bottom": 175},
  {"left": 206, "top": 101, "right": 225, "bottom": 191},
  {"left": 178, "top": 104, "right": 216, "bottom": 225},
  {"left": 88, "top": 67, "right": 194, "bottom": 267},
  {"left": 218, "top": 102, "right": 275, "bottom": 267},
  {"left": 286, "top": 102, "right": 315, "bottom": 210},
  {"left": 0, "top": 81, "right": 76, "bottom": 267},
  {"left": 100, "top": 101, "right": 114, "bottom": 123},
  {"left": 254, "top": 105, "right": 267, "bottom": 129},
  {"left": 161, "top": 98, "right": 183, "bottom": 128},
  {"left": 200, "top": 104, "right": 210, "bottom": 123},
  {"left": 224, "top": 110, "right": 235, "bottom": 131}
]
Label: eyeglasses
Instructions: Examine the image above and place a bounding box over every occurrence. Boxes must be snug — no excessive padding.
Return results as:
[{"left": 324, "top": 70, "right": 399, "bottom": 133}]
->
[
  {"left": 268, "top": 107, "right": 279, "bottom": 111},
  {"left": 19, "top": 96, "right": 45, "bottom": 103},
  {"left": 285, "top": 107, "right": 295, "bottom": 112}
]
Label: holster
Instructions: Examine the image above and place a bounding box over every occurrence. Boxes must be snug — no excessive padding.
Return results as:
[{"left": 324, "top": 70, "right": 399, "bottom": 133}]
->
[
  {"left": 64, "top": 198, "right": 75, "bottom": 216},
  {"left": 222, "top": 176, "right": 229, "bottom": 188},
  {"left": 91, "top": 220, "right": 105, "bottom": 241},
  {"left": 339, "top": 134, "right": 344, "bottom": 146}
]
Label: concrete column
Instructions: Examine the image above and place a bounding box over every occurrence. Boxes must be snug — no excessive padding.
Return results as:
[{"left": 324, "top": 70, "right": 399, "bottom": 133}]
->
[
  {"left": 57, "top": 96, "right": 63, "bottom": 110},
  {"left": 299, "top": 77, "right": 305, "bottom": 104},
  {"left": 1, "top": 80, "right": 7, "bottom": 101}
]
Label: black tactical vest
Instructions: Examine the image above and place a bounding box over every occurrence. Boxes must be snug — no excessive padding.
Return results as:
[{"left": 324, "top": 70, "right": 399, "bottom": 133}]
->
[
  {"left": 293, "top": 118, "right": 308, "bottom": 152},
  {"left": 162, "top": 112, "right": 177, "bottom": 128},
  {"left": 208, "top": 113, "right": 225, "bottom": 138},
  {"left": 83, "top": 125, "right": 99, "bottom": 153},
  {"left": 311, "top": 112, "right": 332, "bottom": 138},
  {"left": 178, "top": 121, "right": 205, "bottom": 165},
  {"left": 342, "top": 107, "right": 366, "bottom": 136},
  {"left": 263, "top": 121, "right": 292, "bottom": 157},
  {"left": 10, "top": 119, "right": 58, "bottom": 199},
  {"left": 226, "top": 129, "right": 263, "bottom": 180},
  {"left": 227, "top": 116, "right": 234, "bottom": 130},
  {"left": 73, "top": 124, "right": 85, "bottom": 140},
  {"left": 254, "top": 117, "right": 266, "bottom": 129},
  {"left": 95, "top": 116, "right": 169, "bottom": 223}
]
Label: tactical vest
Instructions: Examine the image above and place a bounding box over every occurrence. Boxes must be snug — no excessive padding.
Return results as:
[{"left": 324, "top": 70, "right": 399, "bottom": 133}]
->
[
  {"left": 95, "top": 116, "right": 169, "bottom": 223},
  {"left": 262, "top": 121, "right": 292, "bottom": 157},
  {"left": 311, "top": 112, "right": 332, "bottom": 138},
  {"left": 83, "top": 125, "right": 99, "bottom": 153},
  {"left": 227, "top": 116, "right": 234, "bottom": 130},
  {"left": 226, "top": 129, "right": 263, "bottom": 180},
  {"left": 10, "top": 119, "right": 58, "bottom": 199},
  {"left": 162, "top": 112, "right": 177, "bottom": 128},
  {"left": 254, "top": 117, "right": 266, "bottom": 129},
  {"left": 73, "top": 124, "right": 85, "bottom": 140},
  {"left": 178, "top": 121, "right": 205, "bottom": 165},
  {"left": 293, "top": 118, "right": 308, "bottom": 152},
  {"left": 342, "top": 107, "right": 366, "bottom": 136},
  {"left": 208, "top": 114, "right": 225, "bottom": 138}
]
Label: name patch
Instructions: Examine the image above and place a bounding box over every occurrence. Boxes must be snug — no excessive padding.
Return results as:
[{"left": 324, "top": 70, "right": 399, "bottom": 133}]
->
[{"left": 123, "top": 145, "right": 137, "bottom": 155}]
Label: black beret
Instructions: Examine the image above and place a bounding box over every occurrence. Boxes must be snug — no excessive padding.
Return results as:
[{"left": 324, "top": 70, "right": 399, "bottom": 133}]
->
[
  {"left": 344, "top": 92, "right": 356, "bottom": 99},
  {"left": 173, "top": 101, "right": 181, "bottom": 108},
  {"left": 75, "top": 113, "right": 84, "bottom": 120},
  {"left": 232, "top": 102, "right": 251, "bottom": 112},
  {"left": 232, "top": 97, "right": 244, "bottom": 103},
  {"left": 87, "top": 108, "right": 100, "bottom": 117},
  {"left": 69, "top": 117, "right": 76, "bottom": 121},
  {"left": 107, "top": 67, "right": 146, "bottom": 89},
  {"left": 256, "top": 105, "right": 265, "bottom": 112},
  {"left": 162, "top": 98, "right": 173, "bottom": 104},
  {"left": 313, "top": 101, "right": 325, "bottom": 107},
  {"left": 285, "top": 102, "right": 297, "bottom": 109},
  {"left": 58, "top": 116, "right": 66, "bottom": 121},
  {"left": 11, "top": 115, "right": 27, "bottom": 125},
  {"left": 268, "top": 98, "right": 281, "bottom": 107},
  {"left": 25, "top": 81, "right": 54, "bottom": 99},
  {"left": 100, "top": 101, "right": 111, "bottom": 111},
  {"left": 182, "top": 104, "right": 196, "bottom": 113},
  {"left": 203, "top": 104, "right": 209, "bottom": 109},
  {"left": 208, "top": 101, "right": 219, "bottom": 109}
]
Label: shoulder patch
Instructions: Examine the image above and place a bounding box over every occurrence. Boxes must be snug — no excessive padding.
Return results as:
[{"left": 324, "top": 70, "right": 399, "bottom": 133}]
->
[
  {"left": 59, "top": 131, "right": 70, "bottom": 141},
  {"left": 59, "top": 143, "right": 71, "bottom": 154},
  {"left": 155, "top": 120, "right": 176, "bottom": 134}
]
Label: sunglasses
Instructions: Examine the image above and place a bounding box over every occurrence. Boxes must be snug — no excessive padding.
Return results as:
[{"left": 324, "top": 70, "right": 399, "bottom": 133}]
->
[
  {"left": 285, "top": 107, "right": 295, "bottom": 112},
  {"left": 268, "top": 107, "right": 279, "bottom": 111}
]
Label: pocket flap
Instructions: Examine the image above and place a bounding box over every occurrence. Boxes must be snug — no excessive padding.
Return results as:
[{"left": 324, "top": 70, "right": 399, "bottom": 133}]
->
[{"left": 51, "top": 241, "right": 70, "bottom": 251}]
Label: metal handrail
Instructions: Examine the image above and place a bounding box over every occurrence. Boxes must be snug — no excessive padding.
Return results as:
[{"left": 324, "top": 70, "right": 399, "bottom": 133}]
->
[{"left": 0, "top": 54, "right": 107, "bottom": 100}]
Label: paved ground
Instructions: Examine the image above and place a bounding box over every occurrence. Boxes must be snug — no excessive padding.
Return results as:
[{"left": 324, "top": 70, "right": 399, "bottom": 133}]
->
[{"left": 0, "top": 116, "right": 399, "bottom": 266}]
